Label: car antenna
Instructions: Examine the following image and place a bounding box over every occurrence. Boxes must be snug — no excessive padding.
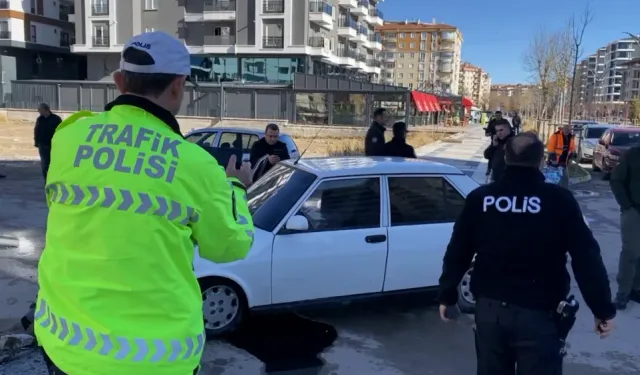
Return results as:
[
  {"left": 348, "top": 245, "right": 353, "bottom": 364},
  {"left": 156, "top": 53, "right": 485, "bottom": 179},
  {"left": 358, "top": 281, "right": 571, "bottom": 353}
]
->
[{"left": 294, "top": 124, "right": 326, "bottom": 165}]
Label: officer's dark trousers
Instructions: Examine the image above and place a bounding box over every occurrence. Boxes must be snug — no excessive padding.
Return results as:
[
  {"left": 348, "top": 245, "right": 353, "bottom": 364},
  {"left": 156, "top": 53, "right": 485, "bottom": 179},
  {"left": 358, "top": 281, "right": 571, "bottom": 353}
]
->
[
  {"left": 475, "top": 298, "right": 563, "bottom": 375},
  {"left": 38, "top": 145, "right": 51, "bottom": 180}
]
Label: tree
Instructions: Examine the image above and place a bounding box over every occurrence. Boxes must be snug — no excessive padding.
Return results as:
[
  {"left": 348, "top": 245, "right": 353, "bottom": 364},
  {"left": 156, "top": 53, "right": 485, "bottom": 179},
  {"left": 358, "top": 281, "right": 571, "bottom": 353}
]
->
[
  {"left": 630, "top": 99, "right": 640, "bottom": 123},
  {"left": 567, "top": 5, "right": 594, "bottom": 125}
]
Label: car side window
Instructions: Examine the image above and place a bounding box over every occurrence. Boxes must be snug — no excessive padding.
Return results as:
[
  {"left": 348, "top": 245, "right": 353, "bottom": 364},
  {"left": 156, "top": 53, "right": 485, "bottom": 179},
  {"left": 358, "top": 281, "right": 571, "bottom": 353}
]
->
[
  {"left": 388, "top": 176, "right": 465, "bottom": 226},
  {"left": 296, "top": 178, "right": 381, "bottom": 232},
  {"left": 219, "top": 132, "right": 260, "bottom": 151},
  {"left": 200, "top": 133, "right": 218, "bottom": 147},
  {"left": 185, "top": 132, "right": 208, "bottom": 144}
]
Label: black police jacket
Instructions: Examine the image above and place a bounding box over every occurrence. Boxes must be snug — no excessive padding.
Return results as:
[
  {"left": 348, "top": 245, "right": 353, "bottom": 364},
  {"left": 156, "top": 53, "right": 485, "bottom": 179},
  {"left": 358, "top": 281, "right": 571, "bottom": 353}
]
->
[
  {"left": 483, "top": 133, "right": 513, "bottom": 181},
  {"left": 364, "top": 122, "right": 386, "bottom": 156},
  {"left": 379, "top": 138, "right": 417, "bottom": 158},
  {"left": 34, "top": 113, "right": 62, "bottom": 147},
  {"left": 438, "top": 166, "right": 616, "bottom": 321}
]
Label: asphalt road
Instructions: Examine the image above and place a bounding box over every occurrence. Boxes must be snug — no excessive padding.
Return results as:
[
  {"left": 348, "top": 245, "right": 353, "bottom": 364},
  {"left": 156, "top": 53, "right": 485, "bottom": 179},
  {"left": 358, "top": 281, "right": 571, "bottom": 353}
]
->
[{"left": 0, "top": 157, "right": 639, "bottom": 374}]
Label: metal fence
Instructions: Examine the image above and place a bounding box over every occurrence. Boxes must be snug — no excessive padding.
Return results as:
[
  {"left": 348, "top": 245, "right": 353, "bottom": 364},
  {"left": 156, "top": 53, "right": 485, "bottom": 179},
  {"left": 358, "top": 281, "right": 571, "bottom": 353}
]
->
[{"left": 4, "top": 73, "right": 447, "bottom": 127}]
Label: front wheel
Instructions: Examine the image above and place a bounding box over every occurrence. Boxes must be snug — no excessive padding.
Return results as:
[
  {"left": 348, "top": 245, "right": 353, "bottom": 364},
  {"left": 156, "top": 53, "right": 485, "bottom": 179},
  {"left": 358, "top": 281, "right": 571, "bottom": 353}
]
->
[
  {"left": 457, "top": 262, "right": 476, "bottom": 314},
  {"left": 199, "top": 277, "right": 247, "bottom": 338}
]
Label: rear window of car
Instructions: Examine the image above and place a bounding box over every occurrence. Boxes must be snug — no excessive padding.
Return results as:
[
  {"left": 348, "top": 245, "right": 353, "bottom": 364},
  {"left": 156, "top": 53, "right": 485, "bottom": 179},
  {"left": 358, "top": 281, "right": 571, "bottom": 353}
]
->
[
  {"left": 585, "top": 127, "right": 608, "bottom": 139},
  {"left": 611, "top": 131, "right": 640, "bottom": 146},
  {"left": 247, "top": 164, "right": 316, "bottom": 231}
]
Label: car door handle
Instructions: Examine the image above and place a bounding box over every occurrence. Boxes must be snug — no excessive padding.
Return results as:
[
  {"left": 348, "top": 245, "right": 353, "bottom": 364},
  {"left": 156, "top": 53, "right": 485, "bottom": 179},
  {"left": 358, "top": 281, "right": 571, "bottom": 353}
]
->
[{"left": 365, "top": 235, "right": 387, "bottom": 244}]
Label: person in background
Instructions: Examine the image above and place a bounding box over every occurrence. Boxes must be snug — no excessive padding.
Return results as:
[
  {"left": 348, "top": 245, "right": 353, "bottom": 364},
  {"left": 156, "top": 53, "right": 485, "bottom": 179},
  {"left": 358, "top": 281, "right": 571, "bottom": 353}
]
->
[
  {"left": 512, "top": 111, "right": 522, "bottom": 135},
  {"left": 483, "top": 123, "right": 513, "bottom": 182},
  {"left": 609, "top": 144, "right": 640, "bottom": 310},
  {"left": 438, "top": 133, "right": 615, "bottom": 375},
  {"left": 249, "top": 123, "right": 290, "bottom": 174},
  {"left": 547, "top": 124, "right": 576, "bottom": 189},
  {"left": 379, "top": 121, "right": 417, "bottom": 158},
  {"left": 34, "top": 103, "right": 62, "bottom": 180},
  {"left": 365, "top": 108, "right": 389, "bottom": 156}
]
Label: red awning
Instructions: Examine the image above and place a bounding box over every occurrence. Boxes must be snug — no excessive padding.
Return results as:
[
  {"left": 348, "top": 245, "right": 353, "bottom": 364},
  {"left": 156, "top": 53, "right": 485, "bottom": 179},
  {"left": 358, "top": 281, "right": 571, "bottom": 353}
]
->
[
  {"left": 426, "top": 94, "right": 441, "bottom": 111},
  {"left": 462, "top": 97, "right": 474, "bottom": 107},
  {"left": 411, "top": 91, "right": 427, "bottom": 112}
]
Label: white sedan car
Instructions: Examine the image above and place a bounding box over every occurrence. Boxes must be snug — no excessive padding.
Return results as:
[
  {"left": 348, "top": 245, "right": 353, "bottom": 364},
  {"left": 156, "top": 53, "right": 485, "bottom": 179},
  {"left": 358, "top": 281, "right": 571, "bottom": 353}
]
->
[{"left": 194, "top": 157, "right": 480, "bottom": 336}]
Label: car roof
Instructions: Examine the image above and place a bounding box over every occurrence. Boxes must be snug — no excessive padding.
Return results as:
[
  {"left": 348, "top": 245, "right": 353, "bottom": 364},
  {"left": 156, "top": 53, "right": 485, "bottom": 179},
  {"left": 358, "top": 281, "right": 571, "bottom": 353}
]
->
[
  {"left": 611, "top": 127, "right": 640, "bottom": 133},
  {"left": 187, "top": 127, "right": 291, "bottom": 136},
  {"left": 283, "top": 157, "right": 465, "bottom": 178},
  {"left": 584, "top": 124, "right": 614, "bottom": 129}
]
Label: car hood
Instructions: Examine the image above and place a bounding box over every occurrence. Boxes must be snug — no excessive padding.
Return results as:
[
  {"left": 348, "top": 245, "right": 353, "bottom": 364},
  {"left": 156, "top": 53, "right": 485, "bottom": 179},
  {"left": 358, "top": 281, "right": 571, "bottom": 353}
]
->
[{"left": 193, "top": 227, "right": 273, "bottom": 276}]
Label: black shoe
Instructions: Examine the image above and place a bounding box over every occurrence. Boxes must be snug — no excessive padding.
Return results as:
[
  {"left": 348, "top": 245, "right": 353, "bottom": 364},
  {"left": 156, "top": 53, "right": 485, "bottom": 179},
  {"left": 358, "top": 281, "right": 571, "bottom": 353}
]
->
[
  {"left": 630, "top": 290, "right": 640, "bottom": 304},
  {"left": 613, "top": 293, "right": 629, "bottom": 310}
]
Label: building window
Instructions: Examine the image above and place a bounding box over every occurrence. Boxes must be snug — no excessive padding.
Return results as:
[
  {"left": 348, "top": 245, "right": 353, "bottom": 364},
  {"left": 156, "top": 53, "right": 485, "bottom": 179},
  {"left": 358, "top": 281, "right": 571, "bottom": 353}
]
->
[
  {"left": 410, "top": 33, "right": 415, "bottom": 38},
  {"left": 399, "top": 33, "right": 405, "bottom": 38},
  {"left": 60, "top": 31, "right": 70, "bottom": 46},
  {"left": 145, "top": 27, "right": 155, "bottom": 33},
  {"left": 92, "top": 22, "right": 109, "bottom": 46},
  {"left": 409, "top": 42, "right": 415, "bottom": 48},
  {"left": 420, "top": 42, "right": 425, "bottom": 50},
  {"left": 242, "top": 57, "right": 305, "bottom": 83},
  {"left": 144, "top": 0, "right": 157, "bottom": 10},
  {"left": 408, "top": 83, "right": 413, "bottom": 89},
  {"left": 408, "top": 63, "right": 413, "bottom": 69},
  {"left": 91, "top": 0, "right": 108, "bottom": 15},
  {"left": 30, "top": 24, "right": 36, "bottom": 43},
  {"left": 399, "top": 53, "right": 404, "bottom": 58},
  {"left": 409, "top": 73, "right": 414, "bottom": 78},
  {"left": 421, "top": 32, "right": 427, "bottom": 39},
  {"left": 398, "top": 63, "right": 403, "bottom": 68},
  {"left": 399, "top": 43, "right": 405, "bottom": 48},
  {"left": 0, "top": 21, "right": 9, "bottom": 39},
  {"left": 398, "top": 73, "right": 403, "bottom": 78},
  {"left": 410, "top": 53, "right": 415, "bottom": 58}
]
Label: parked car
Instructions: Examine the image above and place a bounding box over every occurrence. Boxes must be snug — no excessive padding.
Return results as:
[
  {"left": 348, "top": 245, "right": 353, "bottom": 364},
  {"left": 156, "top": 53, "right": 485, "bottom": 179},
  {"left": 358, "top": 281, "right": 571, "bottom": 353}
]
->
[
  {"left": 184, "top": 127, "right": 301, "bottom": 162},
  {"left": 570, "top": 120, "right": 598, "bottom": 132},
  {"left": 193, "top": 157, "right": 481, "bottom": 336},
  {"left": 577, "top": 124, "right": 615, "bottom": 163},
  {"left": 593, "top": 127, "right": 640, "bottom": 178}
]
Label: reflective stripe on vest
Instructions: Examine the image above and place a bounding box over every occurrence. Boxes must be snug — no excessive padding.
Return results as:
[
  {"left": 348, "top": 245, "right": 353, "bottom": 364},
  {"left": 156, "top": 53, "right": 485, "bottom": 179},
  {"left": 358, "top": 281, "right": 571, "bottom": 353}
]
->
[
  {"left": 35, "top": 298, "right": 205, "bottom": 362},
  {"left": 45, "top": 183, "right": 200, "bottom": 225}
]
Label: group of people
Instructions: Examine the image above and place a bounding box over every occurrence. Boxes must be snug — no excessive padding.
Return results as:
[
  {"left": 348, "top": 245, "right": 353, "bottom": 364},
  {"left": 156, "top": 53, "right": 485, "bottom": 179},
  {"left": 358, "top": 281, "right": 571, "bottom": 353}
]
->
[{"left": 364, "top": 108, "right": 417, "bottom": 158}]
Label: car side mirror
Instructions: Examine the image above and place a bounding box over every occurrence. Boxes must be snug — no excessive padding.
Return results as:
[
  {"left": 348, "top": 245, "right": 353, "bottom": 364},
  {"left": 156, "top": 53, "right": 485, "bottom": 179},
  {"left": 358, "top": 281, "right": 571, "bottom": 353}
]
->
[{"left": 284, "top": 215, "right": 309, "bottom": 231}]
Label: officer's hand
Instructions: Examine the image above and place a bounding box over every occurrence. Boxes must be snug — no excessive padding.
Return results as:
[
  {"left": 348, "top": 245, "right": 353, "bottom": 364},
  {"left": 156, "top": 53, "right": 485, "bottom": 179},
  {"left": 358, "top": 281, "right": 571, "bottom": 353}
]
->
[
  {"left": 594, "top": 318, "right": 615, "bottom": 338},
  {"left": 267, "top": 154, "right": 280, "bottom": 165},
  {"left": 439, "top": 304, "right": 460, "bottom": 322},
  {"left": 226, "top": 154, "right": 254, "bottom": 188}
]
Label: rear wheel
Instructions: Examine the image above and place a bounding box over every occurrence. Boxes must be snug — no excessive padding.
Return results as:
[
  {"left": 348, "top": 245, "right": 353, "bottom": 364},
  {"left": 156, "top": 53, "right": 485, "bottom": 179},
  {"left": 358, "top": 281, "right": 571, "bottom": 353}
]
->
[
  {"left": 199, "top": 277, "right": 247, "bottom": 337},
  {"left": 457, "top": 262, "right": 476, "bottom": 314}
]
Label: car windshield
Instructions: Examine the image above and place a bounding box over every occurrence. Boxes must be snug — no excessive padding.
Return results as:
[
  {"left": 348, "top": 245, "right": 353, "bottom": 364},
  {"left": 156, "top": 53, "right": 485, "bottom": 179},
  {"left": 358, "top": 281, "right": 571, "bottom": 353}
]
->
[
  {"left": 611, "top": 132, "right": 640, "bottom": 146},
  {"left": 585, "top": 127, "right": 608, "bottom": 139},
  {"left": 247, "top": 164, "right": 316, "bottom": 231}
]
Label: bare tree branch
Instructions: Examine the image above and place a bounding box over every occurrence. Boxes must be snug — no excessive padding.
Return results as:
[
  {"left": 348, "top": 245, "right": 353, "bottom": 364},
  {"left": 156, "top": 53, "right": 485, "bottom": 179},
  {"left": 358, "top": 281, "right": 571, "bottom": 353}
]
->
[
  {"left": 567, "top": 5, "right": 594, "bottom": 125},
  {"left": 623, "top": 32, "right": 640, "bottom": 45}
]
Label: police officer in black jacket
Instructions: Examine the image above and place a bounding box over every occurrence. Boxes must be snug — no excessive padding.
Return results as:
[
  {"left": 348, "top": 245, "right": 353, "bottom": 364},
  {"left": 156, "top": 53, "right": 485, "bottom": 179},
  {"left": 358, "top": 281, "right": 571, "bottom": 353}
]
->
[
  {"left": 364, "top": 108, "right": 389, "bottom": 156},
  {"left": 34, "top": 103, "right": 62, "bottom": 180},
  {"left": 438, "top": 133, "right": 616, "bottom": 375},
  {"left": 379, "top": 121, "right": 417, "bottom": 158}
]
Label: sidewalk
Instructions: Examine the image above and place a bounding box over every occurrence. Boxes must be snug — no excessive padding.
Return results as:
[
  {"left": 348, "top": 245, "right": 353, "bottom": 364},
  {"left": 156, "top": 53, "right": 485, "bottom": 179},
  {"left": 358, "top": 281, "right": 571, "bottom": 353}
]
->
[{"left": 416, "top": 125, "right": 490, "bottom": 183}]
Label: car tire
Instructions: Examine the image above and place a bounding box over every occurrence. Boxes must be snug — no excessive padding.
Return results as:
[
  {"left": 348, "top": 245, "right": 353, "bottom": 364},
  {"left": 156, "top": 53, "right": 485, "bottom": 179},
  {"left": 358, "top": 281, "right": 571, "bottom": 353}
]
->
[
  {"left": 457, "top": 262, "right": 476, "bottom": 314},
  {"left": 199, "top": 277, "right": 247, "bottom": 338},
  {"left": 591, "top": 159, "right": 601, "bottom": 172}
]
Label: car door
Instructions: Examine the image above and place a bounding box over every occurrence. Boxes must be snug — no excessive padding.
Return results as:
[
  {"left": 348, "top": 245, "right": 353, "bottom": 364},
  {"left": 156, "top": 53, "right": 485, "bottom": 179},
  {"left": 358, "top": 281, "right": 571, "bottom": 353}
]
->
[
  {"left": 271, "top": 176, "right": 388, "bottom": 304},
  {"left": 383, "top": 175, "right": 465, "bottom": 291},
  {"left": 594, "top": 130, "right": 611, "bottom": 167}
]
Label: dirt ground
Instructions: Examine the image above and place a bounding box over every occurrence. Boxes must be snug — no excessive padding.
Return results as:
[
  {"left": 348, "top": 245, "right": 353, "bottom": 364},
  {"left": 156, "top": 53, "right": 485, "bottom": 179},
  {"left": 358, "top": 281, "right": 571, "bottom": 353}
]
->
[{"left": 0, "top": 120, "right": 443, "bottom": 160}]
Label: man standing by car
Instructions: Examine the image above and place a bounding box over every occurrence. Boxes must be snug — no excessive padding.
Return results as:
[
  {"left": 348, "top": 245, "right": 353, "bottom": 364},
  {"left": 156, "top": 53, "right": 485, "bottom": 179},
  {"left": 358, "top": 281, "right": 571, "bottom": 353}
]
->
[
  {"left": 250, "top": 123, "right": 290, "bottom": 174},
  {"left": 610, "top": 145, "right": 640, "bottom": 310},
  {"left": 34, "top": 103, "right": 62, "bottom": 180},
  {"left": 511, "top": 111, "right": 522, "bottom": 135},
  {"left": 483, "top": 123, "right": 513, "bottom": 182},
  {"left": 365, "top": 108, "right": 389, "bottom": 156},
  {"left": 380, "top": 121, "right": 417, "bottom": 158},
  {"left": 35, "top": 31, "right": 255, "bottom": 375},
  {"left": 438, "top": 133, "right": 615, "bottom": 375}
]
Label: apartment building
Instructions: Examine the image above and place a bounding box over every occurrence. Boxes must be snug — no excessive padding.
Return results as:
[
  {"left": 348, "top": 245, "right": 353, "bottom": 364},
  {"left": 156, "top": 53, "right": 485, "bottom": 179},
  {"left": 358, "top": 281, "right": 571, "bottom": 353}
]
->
[
  {"left": 577, "top": 38, "right": 640, "bottom": 104},
  {"left": 458, "top": 62, "right": 490, "bottom": 108},
  {"left": 376, "top": 19, "right": 462, "bottom": 95},
  {"left": 0, "top": 0, "right": 83, "bottom": 93},
  {"left": 621, "top": 58, "right": 640, "bottom": 101},
  {"left": 71, "top": 0, "right": 384, "bottom": 83}
]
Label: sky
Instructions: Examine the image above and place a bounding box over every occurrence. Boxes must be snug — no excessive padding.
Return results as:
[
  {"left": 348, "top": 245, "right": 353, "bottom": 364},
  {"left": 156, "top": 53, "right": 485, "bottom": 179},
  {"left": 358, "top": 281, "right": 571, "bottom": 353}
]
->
[{"left": 377, "top": 0, "right": 640, "bottom": 84}]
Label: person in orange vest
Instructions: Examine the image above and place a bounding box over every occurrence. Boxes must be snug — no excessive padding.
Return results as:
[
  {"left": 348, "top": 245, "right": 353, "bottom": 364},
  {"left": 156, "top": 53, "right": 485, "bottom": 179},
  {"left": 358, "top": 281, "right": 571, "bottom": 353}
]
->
[{"left": 547, "top": 125, "right": 576, "bottom": 188}]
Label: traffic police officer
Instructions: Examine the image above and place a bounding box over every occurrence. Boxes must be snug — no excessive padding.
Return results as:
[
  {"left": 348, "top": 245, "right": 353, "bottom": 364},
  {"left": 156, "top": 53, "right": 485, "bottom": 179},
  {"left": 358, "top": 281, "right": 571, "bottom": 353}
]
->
[
  {"left": 35, "top": 31, "right": 255, "bottom": 375},
  {"left": 437, "top": 133, "right": 616, "bottom": 375},
  {"left": 364, "top": 108, "right": 389, "bottom": 156}
]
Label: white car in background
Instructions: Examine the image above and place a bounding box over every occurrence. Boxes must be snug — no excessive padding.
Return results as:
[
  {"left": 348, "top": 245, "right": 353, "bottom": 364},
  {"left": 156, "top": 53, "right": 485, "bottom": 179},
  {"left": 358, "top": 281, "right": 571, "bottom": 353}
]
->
[
  {"left": 194, "top": 157, "right": 480, "bottom": 336},
  {"left": 184, "top": 127, "right": 301, "bottom": 161},
  {"left": 577, "top": 124, "right": 615, "bottom": 163}
]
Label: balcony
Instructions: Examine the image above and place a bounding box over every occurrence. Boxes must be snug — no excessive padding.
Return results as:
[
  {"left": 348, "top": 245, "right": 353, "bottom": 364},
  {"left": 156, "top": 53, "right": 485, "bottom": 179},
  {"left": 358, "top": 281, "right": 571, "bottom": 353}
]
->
[
  {"left": 367, "top": 33, "right": 382, "bottom": 51},
  {"left": 0, "top": 31, "right": 10, "bottom": 39},
  {"left": 0, "top": 0, "right": 9, "bottom": 9},
  {"left": 204, "top": 35, "right": 235, "bottom": 45},
  {"left": 439, "top": 63, "right": 453, "bottom": 73},
  {"left": 338, "top": 0, "right": 357, "bottom": 8},
  {"left": 355, "top": 26, "right": 368, "bottom": 44},
  {"left": 309, "top": 2, "right": 333, "bottom": 30},
  {"left": 337, "top": 17, "right": 358, "bottom": 39},
  {"left": 308, "top": 35, "right": 332, "bottom": 57},
  {"left": 440, "top": 32, "right": 456, "bottom": 43},
  {"left": 336, "top": 47, "right": 356, "bottom": 66},
  {"left": 367, "top": 8, "right": 383, "bottom": 26},
  {"left": 354, "top": 54, "right": 366, "bottom": 70},
  {"left": 92, "top": 36, "right": 110, "bottom": 47},
  {"left": 352, "top": 0, "right": 368, "bottom": 16},
  {"left": 263, "top": 0, "right": 284, "bottom": 14},
  {"left": 185, "top": 0, "right": 237, "bottom": 21},
  {"left": 263, "top": 36, "right": 284, "bottom": 48},
  {"left": 91, "top": 3, "right": 109, "bottom": 16},
  {"left": 438, "top": 44, "right": 455, "bottom": 52}
]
